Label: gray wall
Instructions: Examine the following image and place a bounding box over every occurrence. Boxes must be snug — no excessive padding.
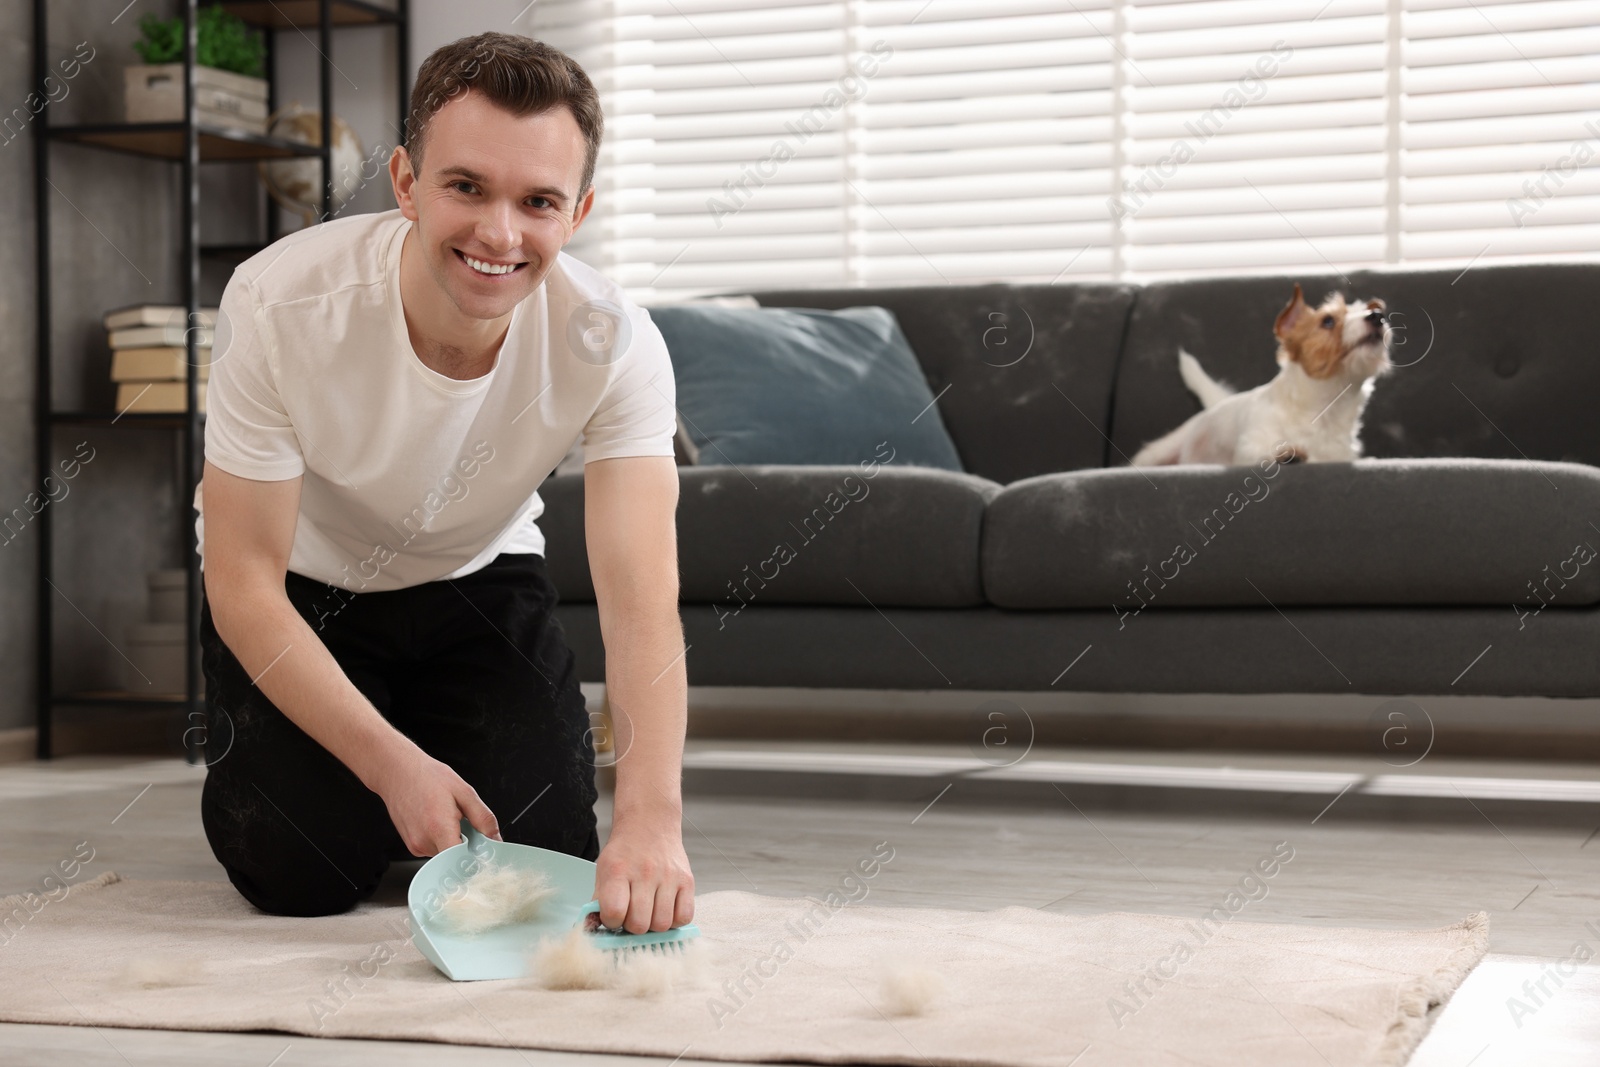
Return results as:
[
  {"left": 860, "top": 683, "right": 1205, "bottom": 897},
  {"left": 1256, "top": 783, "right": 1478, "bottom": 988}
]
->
[{"left": 1, "top": 1, "right": 538, "bottom": 736}]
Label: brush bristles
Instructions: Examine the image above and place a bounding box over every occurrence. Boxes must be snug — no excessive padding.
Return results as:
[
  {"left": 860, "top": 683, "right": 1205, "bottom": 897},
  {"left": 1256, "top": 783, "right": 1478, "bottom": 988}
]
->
[{"left": 612, "top": 941, "right": 685, "bottom": 956}]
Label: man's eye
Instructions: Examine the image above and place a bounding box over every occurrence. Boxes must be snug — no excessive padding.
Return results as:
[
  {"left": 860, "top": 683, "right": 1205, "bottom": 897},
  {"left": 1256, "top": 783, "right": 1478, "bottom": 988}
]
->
[
  {"left": 528, "top": 197, "right": 551, "bottom": 209},
  {"left": 1321, "top": 315, "right": 1335, "bottom": 328},
  {"left": 451, "top": 181, "right": 475, "bottom": 194}
]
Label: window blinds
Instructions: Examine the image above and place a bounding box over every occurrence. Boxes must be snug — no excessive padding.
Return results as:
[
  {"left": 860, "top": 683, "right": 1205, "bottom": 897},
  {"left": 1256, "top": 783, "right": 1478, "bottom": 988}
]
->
[
  {"left": 529, "top": 0, "right": 1600, "bottom": 298},
  {"left": 1402, "top": 0, "right": 1600, "bottom": 261}
]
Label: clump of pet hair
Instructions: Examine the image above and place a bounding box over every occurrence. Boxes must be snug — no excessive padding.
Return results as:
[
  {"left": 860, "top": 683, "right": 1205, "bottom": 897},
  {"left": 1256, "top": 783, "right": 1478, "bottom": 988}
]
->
[
  {"left": 432, "top": 859, "right": 556, "bottom": 937},
  {"left": 614, "top": 939, "right": 708, "bottom": 998},
  {"left": 877, "top": 958, "right": 946, "bottom": 1016},
  {"left": 529, "top": 927, "right": 613, "bottom": 990}
]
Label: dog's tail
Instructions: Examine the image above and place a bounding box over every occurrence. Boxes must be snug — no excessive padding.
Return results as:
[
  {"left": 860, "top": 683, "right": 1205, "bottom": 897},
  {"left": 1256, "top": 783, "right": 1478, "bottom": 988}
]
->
[
  {"left": 1177, "top": 348, "right": 1233, "bottom": 410},
  {"left": 1130, "top": 424, "right": 1186, "bottom": 467}
]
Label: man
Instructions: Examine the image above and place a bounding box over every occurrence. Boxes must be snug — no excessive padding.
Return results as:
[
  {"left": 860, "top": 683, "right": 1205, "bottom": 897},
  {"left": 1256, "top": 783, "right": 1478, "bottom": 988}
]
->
[{"left": 194, "top": 31, "right": 694, "bottom": 936}]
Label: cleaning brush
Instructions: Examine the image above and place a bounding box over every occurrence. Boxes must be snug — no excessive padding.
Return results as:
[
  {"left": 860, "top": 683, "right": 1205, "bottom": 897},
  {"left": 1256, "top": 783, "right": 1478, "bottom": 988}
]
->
[{"left": 578, "top": 900, "right": 701, "bottom": 957}]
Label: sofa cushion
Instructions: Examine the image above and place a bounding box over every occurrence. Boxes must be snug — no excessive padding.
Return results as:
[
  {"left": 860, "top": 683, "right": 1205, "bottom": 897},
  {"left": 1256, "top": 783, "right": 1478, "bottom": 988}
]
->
[
  {"left": 647, "top": 304, "right": 964, "bottom": 471},
  {"left": 1111, "top": 263, "right": 1600, "bottom": 468},
  {"left": 747, "top": 283, "right": 1138, "bottom": 484},
  {"left": 539, "top": 462, "right": 1002, "bottom": 608},
  {"left": 983, "top": 458, "right": 1600, "bottom": 610}
]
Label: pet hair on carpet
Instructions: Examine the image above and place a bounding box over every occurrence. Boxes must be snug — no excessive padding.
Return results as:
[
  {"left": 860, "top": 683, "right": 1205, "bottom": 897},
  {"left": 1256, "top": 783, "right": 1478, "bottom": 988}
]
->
[
  {"left": 615, "top": 941, "right": 708, "bottom": 998},
  {"left": 878, "top": 961, "right": 946, "bottom": 1016},
  {"left": 529, "top": 927, "right": 613, "bottom": 990},
  {"left": 432, "top": 860, "right": 556, "bottom": 937},
  {"left": 529, "top": 927, "right": 707, "bottom": 995}
]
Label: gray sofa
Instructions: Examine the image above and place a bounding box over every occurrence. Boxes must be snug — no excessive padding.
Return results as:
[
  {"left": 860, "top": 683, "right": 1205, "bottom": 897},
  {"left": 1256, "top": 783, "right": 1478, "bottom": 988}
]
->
[{"left": 538, "top": 263, "right": 1600, "bottom": 698}]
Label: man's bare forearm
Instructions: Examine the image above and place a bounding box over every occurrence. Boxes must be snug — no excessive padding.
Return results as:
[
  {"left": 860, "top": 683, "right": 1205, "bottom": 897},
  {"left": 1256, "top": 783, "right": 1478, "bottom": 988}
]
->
[
  {"left": 207, "top": 574, "right": 416, "bottom": 793},
  {"left": 597, "top": 595, "right": 687, "bottom": 826},
  {"left": 582, "top": 455, "right": 686, "bottom": 829},
  {"left": 579, "top": 455, "right": 694, "bottom": 930}
]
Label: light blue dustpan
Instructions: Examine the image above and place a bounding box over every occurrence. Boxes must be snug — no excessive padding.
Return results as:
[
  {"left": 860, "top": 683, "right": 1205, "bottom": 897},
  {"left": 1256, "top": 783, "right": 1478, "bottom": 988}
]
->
[{"left": 408, "top": 820, "right": 700, "bottom": 981}]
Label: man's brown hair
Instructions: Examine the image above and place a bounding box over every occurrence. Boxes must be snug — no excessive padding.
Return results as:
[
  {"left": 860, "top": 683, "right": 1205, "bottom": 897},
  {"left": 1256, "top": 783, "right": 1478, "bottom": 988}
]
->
[{"left": 405, "top": 32, "right": 603, "bottom": 203}]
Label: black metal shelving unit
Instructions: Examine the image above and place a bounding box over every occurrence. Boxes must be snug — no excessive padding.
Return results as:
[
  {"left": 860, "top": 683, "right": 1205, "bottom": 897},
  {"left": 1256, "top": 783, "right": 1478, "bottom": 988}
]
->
[{"left": 32, "top": 0, "right": 410, "bottom": 759}]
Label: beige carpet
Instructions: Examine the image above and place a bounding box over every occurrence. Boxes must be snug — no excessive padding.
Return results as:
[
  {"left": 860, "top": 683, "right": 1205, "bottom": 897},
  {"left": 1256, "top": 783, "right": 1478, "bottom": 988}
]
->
[{"left": 0, "top": 872, "right": 1486, "bottom": 1067}]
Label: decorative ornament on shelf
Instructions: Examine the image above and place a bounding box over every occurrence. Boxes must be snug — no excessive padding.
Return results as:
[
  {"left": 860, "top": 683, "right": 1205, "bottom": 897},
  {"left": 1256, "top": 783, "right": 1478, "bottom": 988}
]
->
[{"left": 256, "top": 103, "right": 366, "bottom": 228}]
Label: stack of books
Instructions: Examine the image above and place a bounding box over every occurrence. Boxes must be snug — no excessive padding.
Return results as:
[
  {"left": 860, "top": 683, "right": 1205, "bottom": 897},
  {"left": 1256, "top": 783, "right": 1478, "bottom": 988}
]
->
[{"left": 105, "top": 305, "right": 216, "bottom": 414}]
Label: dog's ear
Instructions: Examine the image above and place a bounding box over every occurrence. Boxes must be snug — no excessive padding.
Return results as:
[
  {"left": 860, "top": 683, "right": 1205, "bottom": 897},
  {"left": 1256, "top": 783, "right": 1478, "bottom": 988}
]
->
[{"left": 1274, "top": 284, "right": 1308, "bottom": 340}]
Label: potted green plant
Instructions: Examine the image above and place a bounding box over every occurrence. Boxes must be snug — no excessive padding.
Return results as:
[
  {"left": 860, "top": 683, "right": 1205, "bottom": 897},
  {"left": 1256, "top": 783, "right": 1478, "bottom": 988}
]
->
[{"left": 124, "top": 5, "right": 270, "bottom": 135}]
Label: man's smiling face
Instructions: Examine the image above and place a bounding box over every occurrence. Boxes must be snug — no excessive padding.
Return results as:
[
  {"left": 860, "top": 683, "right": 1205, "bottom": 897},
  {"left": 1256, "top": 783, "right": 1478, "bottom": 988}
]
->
[{"left": 392, "top": 89, "right": 594, "bottom": 323}]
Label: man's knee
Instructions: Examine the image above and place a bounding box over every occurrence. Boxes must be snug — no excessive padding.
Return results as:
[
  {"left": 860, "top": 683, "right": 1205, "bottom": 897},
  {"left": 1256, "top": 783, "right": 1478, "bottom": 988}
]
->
[
  {"left": 224, "top": 862, "right": 374, "bottom": 917},
  {"left": 202, "top": 773, "right": 382, "bottom": 917}
]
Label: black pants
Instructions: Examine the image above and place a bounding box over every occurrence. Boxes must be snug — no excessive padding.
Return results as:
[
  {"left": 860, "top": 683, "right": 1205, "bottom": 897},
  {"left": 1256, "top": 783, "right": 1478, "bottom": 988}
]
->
[{"left": 199, "top": 552, "right": 600, "bottom": 917}]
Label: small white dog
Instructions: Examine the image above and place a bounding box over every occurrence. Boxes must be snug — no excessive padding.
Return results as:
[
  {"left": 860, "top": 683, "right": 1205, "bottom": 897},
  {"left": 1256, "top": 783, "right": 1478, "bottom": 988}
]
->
[{"left": 1131, "top": 284, "right": 1393, "bottom": 466}]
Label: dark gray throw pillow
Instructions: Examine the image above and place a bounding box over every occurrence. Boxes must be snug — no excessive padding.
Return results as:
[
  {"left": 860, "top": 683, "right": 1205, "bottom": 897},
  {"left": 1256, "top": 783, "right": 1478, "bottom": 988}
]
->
[{"left": 646, "top": 304, "right": 964, "bottom": 471}]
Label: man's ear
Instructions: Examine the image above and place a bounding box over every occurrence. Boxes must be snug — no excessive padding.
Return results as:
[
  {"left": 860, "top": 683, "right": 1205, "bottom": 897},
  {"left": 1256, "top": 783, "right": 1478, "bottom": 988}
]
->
[
  {"left": 390, "top": 144, "right": 419, "bottom": 221},
  {"left": 567, "top": 184, "right": 596, "bottom": 243},
  {"left": 1274, "top": 283, "right": 1307, "bottom": 340}
]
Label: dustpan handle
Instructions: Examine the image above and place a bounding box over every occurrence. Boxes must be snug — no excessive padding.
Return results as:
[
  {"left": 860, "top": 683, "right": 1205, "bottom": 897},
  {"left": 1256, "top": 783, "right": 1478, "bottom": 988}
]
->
[{"left": 458, "top": 817, "right": 493, "bottom": 855}]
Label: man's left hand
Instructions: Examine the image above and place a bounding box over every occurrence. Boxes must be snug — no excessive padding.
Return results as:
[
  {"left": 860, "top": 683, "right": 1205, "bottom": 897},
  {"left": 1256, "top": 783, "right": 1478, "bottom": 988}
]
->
[{"left": 594, "top": 813, "right": 695, "bottom": 934}]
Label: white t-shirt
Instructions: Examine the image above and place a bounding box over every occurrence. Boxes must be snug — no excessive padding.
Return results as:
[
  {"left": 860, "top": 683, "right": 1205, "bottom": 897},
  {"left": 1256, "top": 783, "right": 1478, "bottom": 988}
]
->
[{"left": 193, "top": 208, "right": 677, "bottom": 592}]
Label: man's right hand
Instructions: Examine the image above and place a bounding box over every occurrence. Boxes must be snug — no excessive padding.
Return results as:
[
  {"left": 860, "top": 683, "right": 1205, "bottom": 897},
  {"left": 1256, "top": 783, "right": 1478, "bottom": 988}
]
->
[
  {"left": 367, "top": 743, "right": 504, "bottom": 858},
  {"left": 202, "top": 460, "right": 503, "bottom": 860}
]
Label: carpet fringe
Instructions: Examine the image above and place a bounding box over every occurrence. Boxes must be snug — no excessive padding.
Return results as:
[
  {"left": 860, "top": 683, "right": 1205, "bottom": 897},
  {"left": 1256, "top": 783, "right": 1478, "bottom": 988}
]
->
[
  {"left": 0, "top": 869, "right": 122, "bottom": 912},
  {"left": 1373, "top": 910, "right": 1491, "bottom": 1066}
]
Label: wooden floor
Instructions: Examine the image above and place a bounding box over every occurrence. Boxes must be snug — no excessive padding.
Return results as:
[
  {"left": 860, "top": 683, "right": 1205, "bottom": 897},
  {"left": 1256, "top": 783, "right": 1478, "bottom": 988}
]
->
[{"left": 2, "top": 745, "right": 1597, "bottom": 1066}]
